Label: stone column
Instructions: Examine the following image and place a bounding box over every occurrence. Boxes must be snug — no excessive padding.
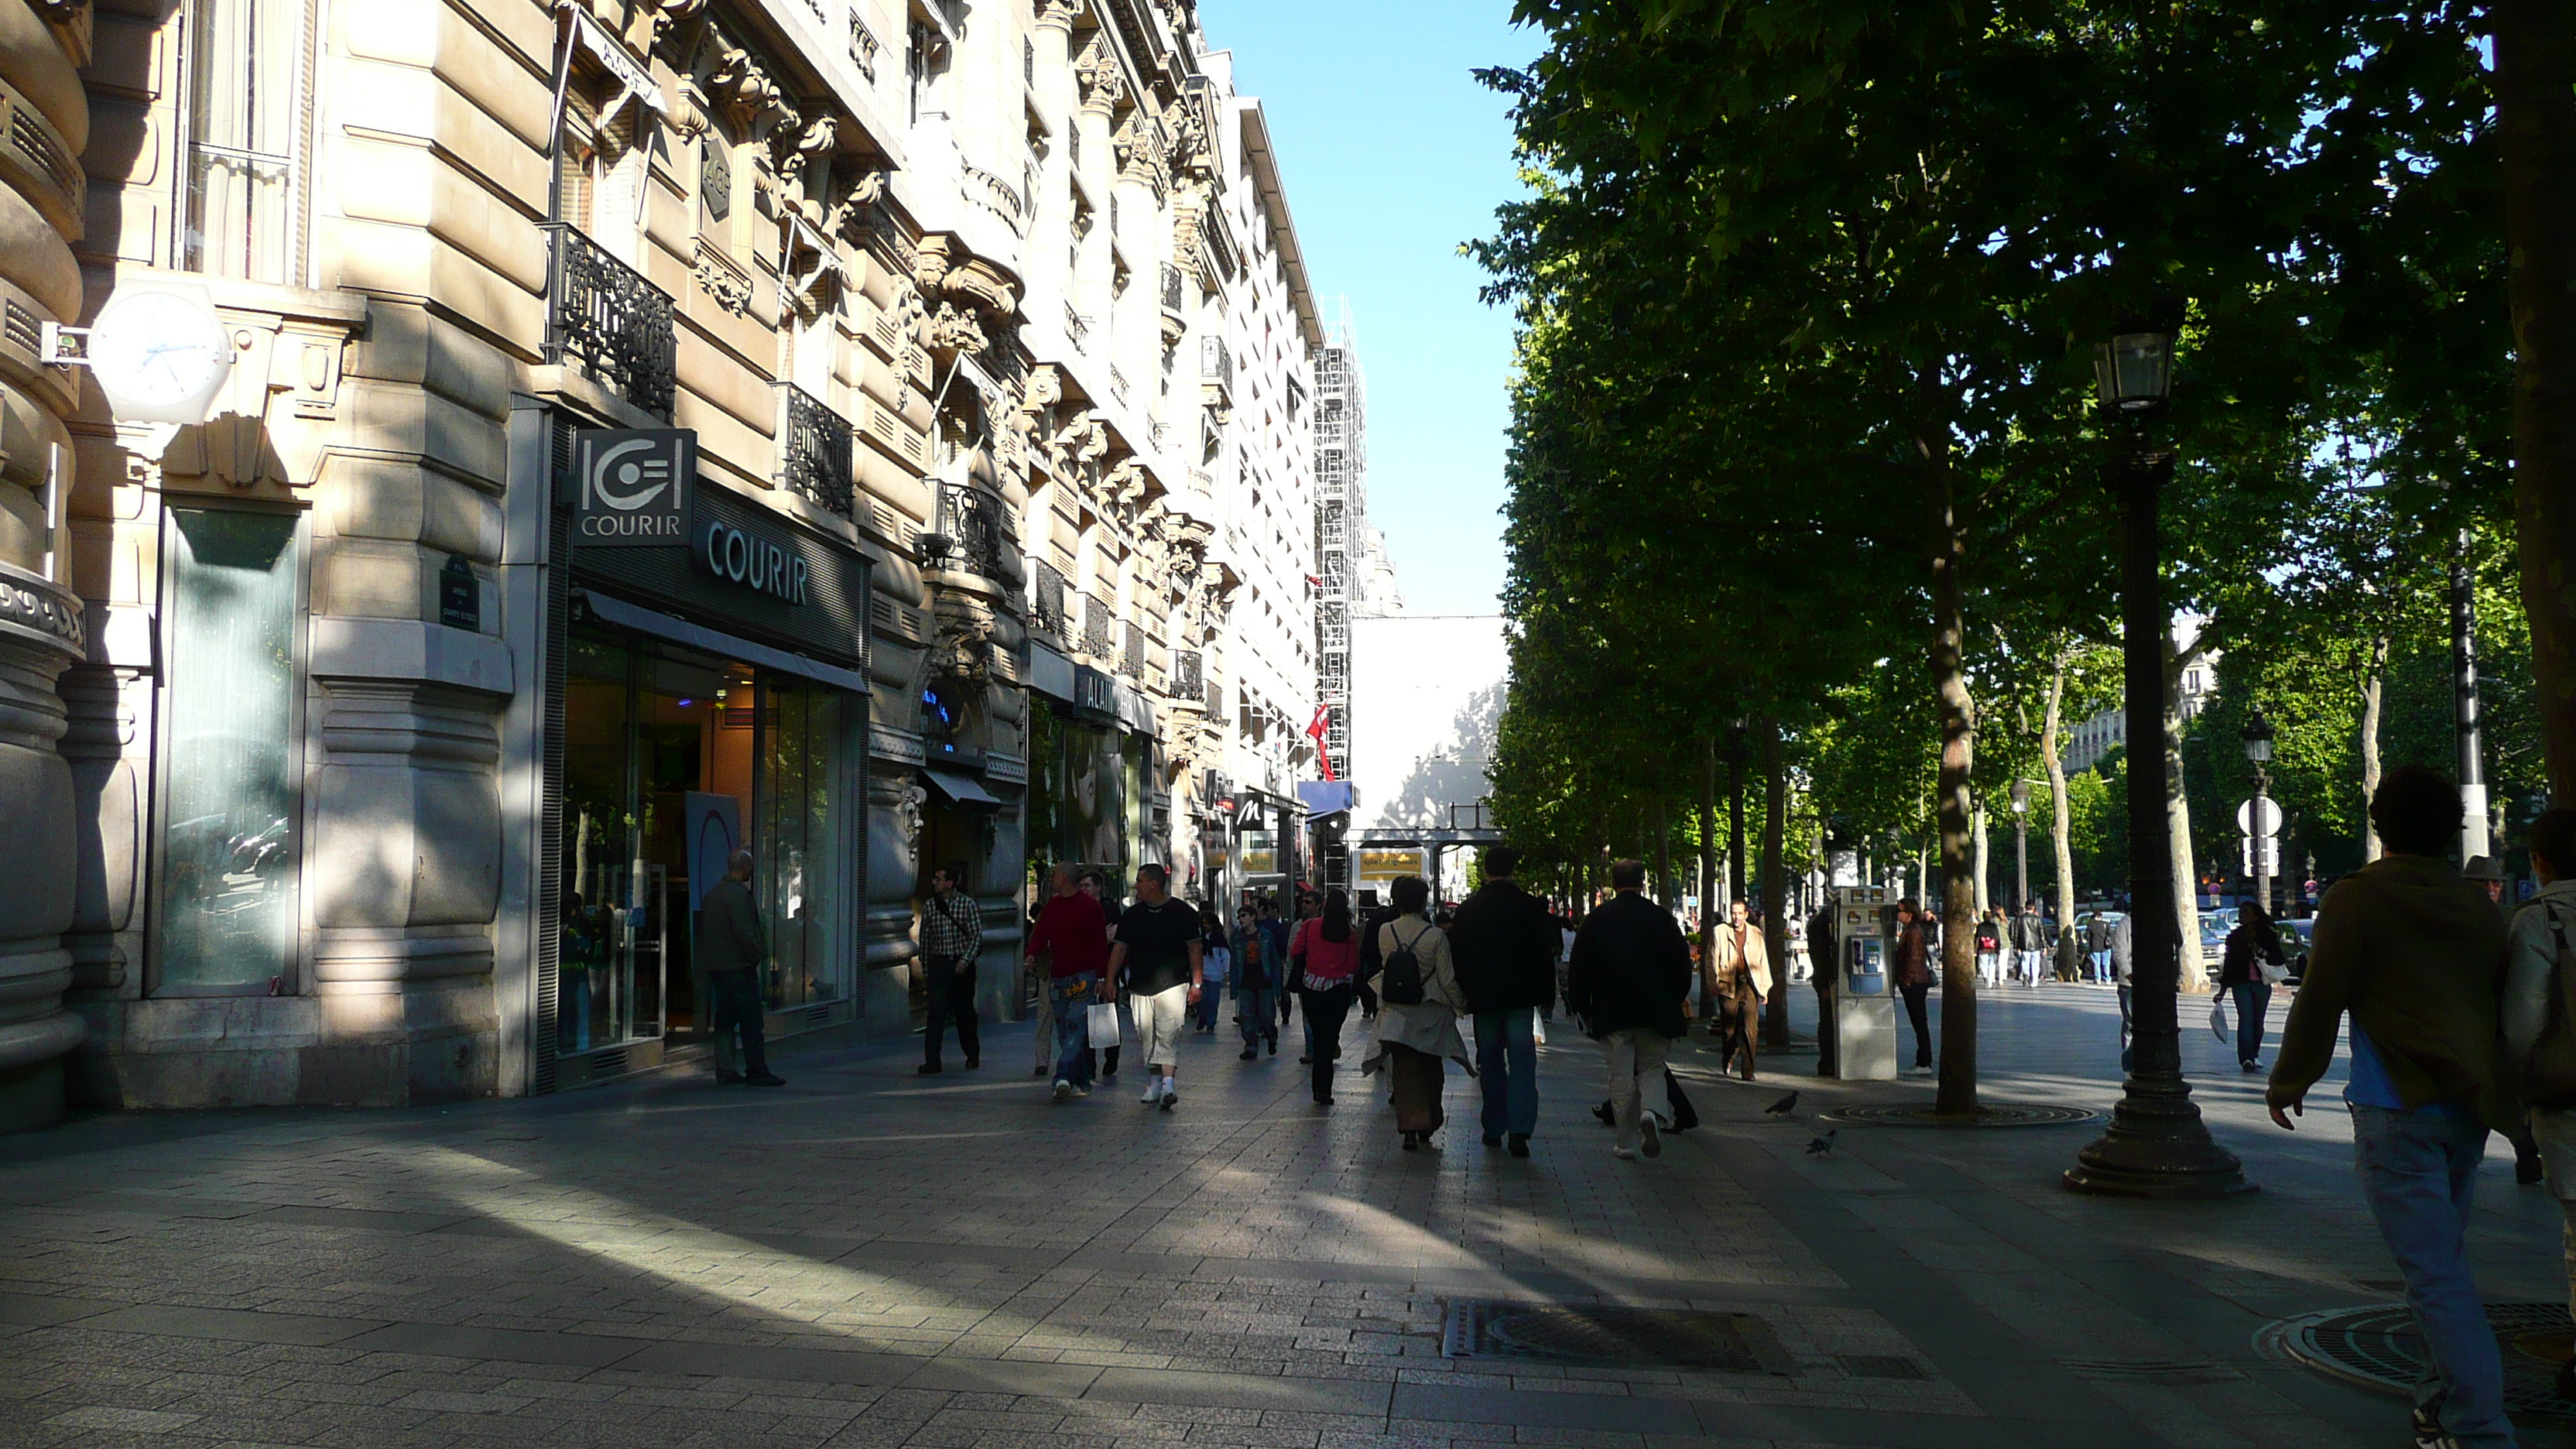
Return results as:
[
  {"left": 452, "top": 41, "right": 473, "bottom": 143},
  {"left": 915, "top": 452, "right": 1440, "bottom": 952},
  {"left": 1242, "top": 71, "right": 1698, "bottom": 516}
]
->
[
  {"left": 0, "top": 0, "right": 91, "bottom": 1130},
  {"left": 863, "top": 744, "right": 923, "bottom": 1036}
]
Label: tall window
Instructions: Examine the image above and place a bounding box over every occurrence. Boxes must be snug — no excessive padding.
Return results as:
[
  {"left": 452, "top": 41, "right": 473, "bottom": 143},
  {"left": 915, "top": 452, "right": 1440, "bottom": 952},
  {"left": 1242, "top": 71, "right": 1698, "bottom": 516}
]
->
[
  {"left": 554, "top": 82, "right": 643, "bottom": 259},
  {"left": 157, "top": 509, "right": 302, "bottom": 992},
  {"left": 183, "top": 0, "right": 310, "bottom": 283}
]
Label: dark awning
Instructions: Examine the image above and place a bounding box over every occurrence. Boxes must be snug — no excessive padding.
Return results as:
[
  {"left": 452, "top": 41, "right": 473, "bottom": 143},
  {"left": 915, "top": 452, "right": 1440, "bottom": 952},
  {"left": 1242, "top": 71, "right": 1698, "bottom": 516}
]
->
[
  {"left": 924, "top": 767, "right": 1003, "bottom": 809},
  {"left": 577, "top": 591, "right": 870, "bottom": 695}
]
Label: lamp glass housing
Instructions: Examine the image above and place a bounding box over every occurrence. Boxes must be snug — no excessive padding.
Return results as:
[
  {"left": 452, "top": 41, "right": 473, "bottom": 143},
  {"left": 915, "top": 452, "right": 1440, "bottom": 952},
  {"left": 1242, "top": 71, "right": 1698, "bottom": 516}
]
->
[
  {"left": 2010, "top": 778, "right": 2031, "bottom": 814},
  {"left": 2092, "top": 331, "right": 2172, "bottom": 414},
  {"left": 2242, "top": 711, "right": 2276, "bottom": 766}
]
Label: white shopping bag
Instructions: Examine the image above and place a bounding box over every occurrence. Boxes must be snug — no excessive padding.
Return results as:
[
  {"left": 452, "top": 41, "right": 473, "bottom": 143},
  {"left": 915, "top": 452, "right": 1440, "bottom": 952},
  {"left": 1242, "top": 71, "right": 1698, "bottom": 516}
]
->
[
  {"left": 1087, "top": 1002, "right": 1122, "bottom": 1047},
  {"left": 2209, "top": 997, "right": 2231, "bottom": 1043},
  {"left": 1532, "top": 1014, "right": 1547, "bottom": 1046}
]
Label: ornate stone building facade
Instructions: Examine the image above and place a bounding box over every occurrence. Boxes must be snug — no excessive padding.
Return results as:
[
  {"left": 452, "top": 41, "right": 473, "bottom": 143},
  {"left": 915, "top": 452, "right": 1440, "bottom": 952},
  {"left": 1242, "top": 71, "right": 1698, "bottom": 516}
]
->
[{"left": 0, "top": 0, "right": 1324, "bottom": 1121}]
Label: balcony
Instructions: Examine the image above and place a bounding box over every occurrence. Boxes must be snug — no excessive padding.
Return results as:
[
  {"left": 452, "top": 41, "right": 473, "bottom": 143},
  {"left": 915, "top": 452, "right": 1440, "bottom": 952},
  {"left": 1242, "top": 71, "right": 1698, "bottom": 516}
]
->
[
  {"left": 1121, "top": 623, "right": 1144, "bottom": 680},
  {"left": 924, "top": 481, "right": 1007, "bottom": 581},
  {"left": 1199, "top": 334, "right": 1231, "bottom": 404},
  {"left": 1160, "top": 262, "right": 1187, "bottom": 344},
  {"left": 1173, "top": 649, "right": 1203, "bottom": 703},
  {"left": 1032, "top": 561, "right": 1073, "bottom": 639},
  {"left": 776, "top": 384, "right": 854, "bottom": 518},
  {"left": 1084, "top": 595, "right": 1115, "bottom": 660},
  {"left": 543, "top": 223, "right": 675, "bottom": 418}
]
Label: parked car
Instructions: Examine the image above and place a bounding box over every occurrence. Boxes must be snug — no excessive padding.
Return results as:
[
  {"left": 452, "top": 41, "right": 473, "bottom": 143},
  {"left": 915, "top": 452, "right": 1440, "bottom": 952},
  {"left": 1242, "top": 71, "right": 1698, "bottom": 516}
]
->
[{"left": 2276, "top": 919, "right": 2314, "bottom": 984}]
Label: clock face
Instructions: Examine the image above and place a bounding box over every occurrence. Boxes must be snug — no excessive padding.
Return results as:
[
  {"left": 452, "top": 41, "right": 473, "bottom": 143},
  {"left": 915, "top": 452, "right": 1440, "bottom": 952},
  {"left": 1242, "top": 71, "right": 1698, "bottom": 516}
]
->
[{"left": 87, "top": 288, "right": 234, "bottom": 423}]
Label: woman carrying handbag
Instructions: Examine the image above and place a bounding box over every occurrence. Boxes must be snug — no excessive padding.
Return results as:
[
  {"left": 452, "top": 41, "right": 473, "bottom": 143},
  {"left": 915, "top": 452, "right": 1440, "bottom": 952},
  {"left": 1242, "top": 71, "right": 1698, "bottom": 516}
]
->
[{"left": 2219, "top": 901, "right": 2286, "bottom": 1072}]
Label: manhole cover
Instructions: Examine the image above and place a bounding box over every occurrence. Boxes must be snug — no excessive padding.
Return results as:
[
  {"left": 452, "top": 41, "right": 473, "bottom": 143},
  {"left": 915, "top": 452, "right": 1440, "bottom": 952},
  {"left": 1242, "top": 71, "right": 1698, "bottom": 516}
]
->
[
  {"left": 2259, "top": 1303, "right": 2576, "bottom": 1418},
  {"left": 1443, "top": 1302, "right": 1796, "bottom": 1373},
  {"left": 1820, "top": 1102, "right": 2103, "bottom": 1128}
]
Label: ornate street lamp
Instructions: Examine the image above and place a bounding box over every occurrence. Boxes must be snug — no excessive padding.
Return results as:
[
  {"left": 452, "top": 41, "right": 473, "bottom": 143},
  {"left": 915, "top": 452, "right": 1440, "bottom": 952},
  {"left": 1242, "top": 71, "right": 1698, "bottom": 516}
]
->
[
  {"left": 2243, "top": 709, "right": 2276, "bottom": 919},
  {"left": 2066, "top": 310, "right": 2253, "bottom": 1199}
]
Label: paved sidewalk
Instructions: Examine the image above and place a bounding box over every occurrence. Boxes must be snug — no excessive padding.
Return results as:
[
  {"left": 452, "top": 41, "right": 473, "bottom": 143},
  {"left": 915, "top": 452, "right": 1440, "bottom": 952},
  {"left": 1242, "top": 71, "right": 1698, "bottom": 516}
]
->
[{"left": 3, "top": 982, "right": 2572, "bottom": 1449}]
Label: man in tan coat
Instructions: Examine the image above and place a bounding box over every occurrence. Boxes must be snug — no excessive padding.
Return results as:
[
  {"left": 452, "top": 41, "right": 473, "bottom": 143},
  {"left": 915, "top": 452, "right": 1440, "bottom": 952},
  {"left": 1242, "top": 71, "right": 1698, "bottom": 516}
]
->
[{"left": 1705, "top": 899, "right": 1772, "bottom": 1081}]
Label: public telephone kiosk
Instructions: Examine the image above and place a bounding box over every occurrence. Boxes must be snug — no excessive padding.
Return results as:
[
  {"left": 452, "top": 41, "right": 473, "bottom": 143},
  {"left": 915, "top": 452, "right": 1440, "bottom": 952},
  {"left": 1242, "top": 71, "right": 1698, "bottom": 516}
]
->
[{"left": 1826, "top": 886, "right": 1899, "bottom": 1080}]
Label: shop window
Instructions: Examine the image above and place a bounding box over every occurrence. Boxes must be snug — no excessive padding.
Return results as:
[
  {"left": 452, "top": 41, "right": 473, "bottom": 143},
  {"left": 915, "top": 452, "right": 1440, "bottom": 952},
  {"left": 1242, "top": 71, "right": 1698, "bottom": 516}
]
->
[
  {"left": 181, "top": 0, "right": 314, "bottom": 283},
  {"left": 758, "top": 676, "right": 844, "bottom": 1009},
  {"left": 156, "top": 509, "right": 302, "bottom": 992}
]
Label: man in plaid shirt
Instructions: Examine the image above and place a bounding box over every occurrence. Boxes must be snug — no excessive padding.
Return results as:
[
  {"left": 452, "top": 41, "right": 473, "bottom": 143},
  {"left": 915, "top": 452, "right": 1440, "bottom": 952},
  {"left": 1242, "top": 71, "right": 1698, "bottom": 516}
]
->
[{"left": 919, "top": 863, "right": 985, "bottom": 1074}]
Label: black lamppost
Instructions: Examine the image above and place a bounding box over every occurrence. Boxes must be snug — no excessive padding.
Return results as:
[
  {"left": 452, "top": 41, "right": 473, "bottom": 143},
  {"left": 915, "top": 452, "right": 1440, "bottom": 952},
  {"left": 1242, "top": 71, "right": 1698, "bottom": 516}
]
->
[
  {"left": 2242, "top": 709, "right": 2276, "bottom": 920},
  {"left": 2010, "top": 778, "right": 2032, "bottom": 912},
  {"left": 2066, "top": 318, "right": 2255, "bottom": 1198}
]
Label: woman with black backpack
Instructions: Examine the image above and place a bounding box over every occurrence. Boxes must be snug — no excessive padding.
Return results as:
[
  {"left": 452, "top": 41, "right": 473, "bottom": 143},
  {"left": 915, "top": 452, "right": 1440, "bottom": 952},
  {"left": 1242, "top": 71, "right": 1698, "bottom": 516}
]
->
[{"left": 1361, "top": 875, "right": 1468, "bottom": 1148}]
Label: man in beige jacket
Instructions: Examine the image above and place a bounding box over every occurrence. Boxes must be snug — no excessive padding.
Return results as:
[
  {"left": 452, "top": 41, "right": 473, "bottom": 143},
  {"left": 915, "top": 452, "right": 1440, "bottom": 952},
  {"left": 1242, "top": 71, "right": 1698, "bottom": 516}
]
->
[{"left": 1705, "top": 899, "right": 1772, "bottom": 1080}]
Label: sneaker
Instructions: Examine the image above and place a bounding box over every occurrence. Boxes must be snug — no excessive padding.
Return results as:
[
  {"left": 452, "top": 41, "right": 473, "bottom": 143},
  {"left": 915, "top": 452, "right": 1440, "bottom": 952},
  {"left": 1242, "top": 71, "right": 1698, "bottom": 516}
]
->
[
  {"left": 1074, "top": 1082, "right": 1091, "bottom": 1097},
  {"left": 1053, "top": 1079, "right": 1074, "bottom": 1103},
  {"left": 1508, "top": 1134, "right": 1530, "bottom": 1158},
  {"left": 1266, "top": 1037, "right": 1278, "bottom": 1056},
  {"left": 1483, "top": 1133, "right": 1503, "bottom": 1147},
  {"left": 2239, "top": 1060, "right": 2262, "bottom": 1074},
  {"left": 1033, "top": 1064, "right": 1049, "bottom": 1077},
  {"left": 1612, "top": 1146, "right": 1636, "bottom": 1160},
  {"left": 1142, "top": 1080, "right": 1163, "bottom": 1104},
  {"left": 1160, "top": 1088, "right": 1177, "bottom": 1112},
  {"left": 964, "top": 1057, "right": 979, "bottom": 1070},
  {"left": 2519, "top": 1154, "right": 2547, "bottom": 1187},
  {"left": 1640, "top": 1117, "right": 1662, "bottom": 1159},
  {"left": 1591, "top": 1101, "right": 1615, "bottom": 1126},
  {"left": 1239, "top": 1047, "right": 1257, "bottom": 1060},
  {"left": 1300, "top": 1054, "right": 1313, "bottom": 1064},
  {"left": 917, "top": 1062, "right": 943, "bottom": 1075}
]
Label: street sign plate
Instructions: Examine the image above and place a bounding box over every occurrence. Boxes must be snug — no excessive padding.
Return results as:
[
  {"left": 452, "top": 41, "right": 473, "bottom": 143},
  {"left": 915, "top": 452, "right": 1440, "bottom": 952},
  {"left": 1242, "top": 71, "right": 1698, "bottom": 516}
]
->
[
  {"left": 2237, "top": 798, "right": 2283, "bottom": 837},
  {"left": 2241, "top": 836, "right": 2280, "bottom": 874}
]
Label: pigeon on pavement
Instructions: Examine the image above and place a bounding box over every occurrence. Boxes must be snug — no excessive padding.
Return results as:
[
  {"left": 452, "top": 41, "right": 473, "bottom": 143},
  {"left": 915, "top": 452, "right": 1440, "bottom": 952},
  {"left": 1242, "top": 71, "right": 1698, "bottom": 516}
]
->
[
  {"left": 1806, "top": 1129, "right": 1838, "bottom": 1156},
  {"left": 1765, "top": 1091, "right": 1800, "bottom": 1116}
]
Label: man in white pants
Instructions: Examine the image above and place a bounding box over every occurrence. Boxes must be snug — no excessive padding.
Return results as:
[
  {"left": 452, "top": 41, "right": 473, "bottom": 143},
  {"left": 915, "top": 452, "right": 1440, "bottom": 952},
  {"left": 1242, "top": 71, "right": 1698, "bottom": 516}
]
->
[{"left": 1108, "top": 862, "right": 1204, "bottom": 1110}]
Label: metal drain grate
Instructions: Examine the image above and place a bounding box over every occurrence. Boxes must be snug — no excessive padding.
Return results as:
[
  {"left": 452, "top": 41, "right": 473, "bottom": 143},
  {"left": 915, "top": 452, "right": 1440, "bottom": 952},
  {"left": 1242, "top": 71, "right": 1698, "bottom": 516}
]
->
[
  {"left": 2260, "top": 1303, "right": 2576, "bottom": 1419},
  {"left": 1836, "top": 1354, "right": 1926, "bottom": 1379},
  {"left": 2060, "top": 1356, "right": 2244, "bottom": 1386},
  {"left": 1442, "top": 1302, "right": 1795, "bottom": 1373}
]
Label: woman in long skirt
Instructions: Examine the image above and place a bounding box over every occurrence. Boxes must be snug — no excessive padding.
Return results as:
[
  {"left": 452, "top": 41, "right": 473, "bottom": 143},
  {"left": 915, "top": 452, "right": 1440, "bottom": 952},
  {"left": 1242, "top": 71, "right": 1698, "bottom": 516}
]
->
[{"left": 1362, "top": 875, "right": 1471, "bottom": 1148}]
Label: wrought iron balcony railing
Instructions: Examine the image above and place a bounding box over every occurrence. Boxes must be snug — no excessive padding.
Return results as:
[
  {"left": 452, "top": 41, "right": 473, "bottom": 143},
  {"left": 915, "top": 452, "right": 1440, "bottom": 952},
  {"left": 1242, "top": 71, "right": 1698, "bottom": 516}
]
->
[
  {"left": 1122, "top": 623, "right": 1144, "bottom": 680},
  {"left": 542, "top": 223, "right": 676, "bottom": 418},
  {"left": 1173, "top": 649, "right": 1203, "bottom": 702},
  {"left": 776, "top": 384, "right": 854, "bottom": 518},
  {"left": 1084, "top": 595, "right": 1115, "bottom": 660},
  {"left": 925, "top": 481, "right": 1006, "bottom": 581},
  {"left": 1161, "top": 262, "right": 1185, "bottom": 316},
  {"left": 1032, "top": 561, "right": 1073, "bottom": 638},
  {"left": 1200, "top": 334, "right": 1231, "bottom": 383}
]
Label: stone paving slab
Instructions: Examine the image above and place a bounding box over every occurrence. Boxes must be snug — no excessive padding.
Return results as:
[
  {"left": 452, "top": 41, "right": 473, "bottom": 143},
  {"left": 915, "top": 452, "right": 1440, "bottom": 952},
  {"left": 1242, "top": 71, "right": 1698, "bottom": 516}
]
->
[{"left": 3, "top": 985, "right": 2575, "bottom": 1447}]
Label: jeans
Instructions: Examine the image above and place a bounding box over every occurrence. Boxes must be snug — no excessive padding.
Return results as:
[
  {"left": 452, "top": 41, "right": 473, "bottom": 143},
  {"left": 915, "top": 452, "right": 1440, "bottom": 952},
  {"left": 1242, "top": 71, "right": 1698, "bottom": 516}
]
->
[
  {"left": 1236, "top": 985, "right": 1279, "bottom": 1046},
  {"left": 1048, "top": 973, "right": 1100, "bottom": 1088},
  {"left": 2350, "top": 1105, "right": 2516, "bottom": 1448},
  {"left": 1298, "top": 985, "right": 1355, "bottom": 1100},
  {"left": 707, "top": 968, "right": 769, "bottom": 1078},
  {"left": 1474, "top": 1007, "right": 1540, "bottom": 1138},
  {"left": 2116, "top": 981, "right": 2133, "bottom": 1072},
  {"left": 2012, "top": 948, "right": 2044, "bottom": 985},
  {"left": 1974, "top": 951, "right": 1999, "bottom": 987},
  {"left": 1602, "top": 1029, "right": 1672, "bottom": 1153},
  {"left": 923, "top": 956, "right": 978, "bottom": 1066},
  {"left": 1195, "top": 979, "right": 1225, "bottom": 1029},
  {"left": 2228, "top": 981, "right": 2272, "bottom": 1066},
  {"left": 1899, "top": 981, "right": 1932, "bottom": 1067},
  {"left": 2090, "top": 949, "right": 2113, "bottom": 982}
]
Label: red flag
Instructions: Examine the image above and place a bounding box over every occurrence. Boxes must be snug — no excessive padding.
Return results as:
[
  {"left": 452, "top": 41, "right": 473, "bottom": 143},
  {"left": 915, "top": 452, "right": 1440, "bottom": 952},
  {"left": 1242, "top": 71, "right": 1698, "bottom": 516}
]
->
[{"left": 1306, "top": 704, "right": 1336, "bottom": 783}]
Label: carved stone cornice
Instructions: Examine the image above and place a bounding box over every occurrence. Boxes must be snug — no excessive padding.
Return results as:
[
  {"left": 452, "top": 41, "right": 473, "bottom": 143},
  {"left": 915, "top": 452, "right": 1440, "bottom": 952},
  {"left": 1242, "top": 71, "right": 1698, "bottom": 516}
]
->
[{"left": 1075, "top": 33, "right": 1125, "bottom": 115}]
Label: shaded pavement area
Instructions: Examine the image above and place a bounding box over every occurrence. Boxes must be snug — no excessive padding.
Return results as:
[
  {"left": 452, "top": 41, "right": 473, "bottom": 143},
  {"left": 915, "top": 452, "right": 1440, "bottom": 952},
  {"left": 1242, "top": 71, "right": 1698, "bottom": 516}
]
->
[{"left": 5, "top": 981, "right": 2574, "bottom": 1448}]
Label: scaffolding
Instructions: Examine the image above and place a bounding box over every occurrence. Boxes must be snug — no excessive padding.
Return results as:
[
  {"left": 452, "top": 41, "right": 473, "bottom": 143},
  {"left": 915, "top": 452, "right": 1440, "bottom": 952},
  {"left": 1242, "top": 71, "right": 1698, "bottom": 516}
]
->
[{"left": 1312, "top": 300, "right": 1365, "bottom": 786}]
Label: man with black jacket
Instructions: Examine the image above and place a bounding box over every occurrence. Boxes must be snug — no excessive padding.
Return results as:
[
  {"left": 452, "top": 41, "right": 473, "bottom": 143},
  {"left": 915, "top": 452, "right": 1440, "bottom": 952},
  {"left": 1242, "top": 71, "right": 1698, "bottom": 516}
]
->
[
  {"left": 700, "top": 850, "right": 783, "bottom": 1088},
  {"left": 1567, "top": 860, "right": 1693, "bottom": 1159},
  {"left": 1447, "top": 845, "right": 1557, "bottom": 1156}
]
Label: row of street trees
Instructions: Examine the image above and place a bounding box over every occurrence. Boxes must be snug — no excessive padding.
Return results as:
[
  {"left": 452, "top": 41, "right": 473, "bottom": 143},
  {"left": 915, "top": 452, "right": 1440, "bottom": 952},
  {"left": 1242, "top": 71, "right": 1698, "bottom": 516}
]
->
[{"left": 1472, "top": 0, "right": 2571, "bottom": 1115}]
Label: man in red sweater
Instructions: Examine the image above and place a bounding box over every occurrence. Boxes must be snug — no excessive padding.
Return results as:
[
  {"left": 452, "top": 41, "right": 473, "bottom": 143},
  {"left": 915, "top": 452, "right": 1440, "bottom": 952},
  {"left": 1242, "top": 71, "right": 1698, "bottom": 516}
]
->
[{"left": 1026, "top": 862, "right": 1111, "bottom": 1101}]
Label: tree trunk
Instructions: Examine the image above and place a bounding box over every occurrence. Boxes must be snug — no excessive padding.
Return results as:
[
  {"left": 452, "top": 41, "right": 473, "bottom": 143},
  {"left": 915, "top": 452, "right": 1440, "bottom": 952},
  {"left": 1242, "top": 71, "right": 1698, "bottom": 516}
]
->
[
  {"left": 1929, "top": 470, "right": 1980, "bottom": 1115},
  {"left": 1700, "top": 738, "right": 1718, "bottom": 1013},
  {"left": 1762, "top": 717, "right": 1790, "bottom": 1047},
  {"left": 1728, "top": 746, "right": 1748, "bottom": 912},
  {"left": 2362, "top": 633, "right": 2387, "bottom": 861},
  {"left": 1973, "top": 806, "right": 1989, "bottom": 914},
  {"left": 2163, "top": 633, "right": 2204, "bottom": 994},
  {"left": 1654, "top": 797, "right": 1673, "bottom": 908},
  {"left": 2495, "top": 0, "right": 2576, "bottom": 803},
  {"left": 2043, "top": 653, "right": 2078, "bottom": 957}
]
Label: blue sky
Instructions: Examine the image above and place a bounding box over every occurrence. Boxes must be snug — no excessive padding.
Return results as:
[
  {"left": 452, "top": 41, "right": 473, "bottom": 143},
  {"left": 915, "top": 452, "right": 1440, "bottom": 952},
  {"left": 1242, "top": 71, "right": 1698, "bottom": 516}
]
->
[{"left": 1198, "top": 1, "right": 1535, "bottom": 617}]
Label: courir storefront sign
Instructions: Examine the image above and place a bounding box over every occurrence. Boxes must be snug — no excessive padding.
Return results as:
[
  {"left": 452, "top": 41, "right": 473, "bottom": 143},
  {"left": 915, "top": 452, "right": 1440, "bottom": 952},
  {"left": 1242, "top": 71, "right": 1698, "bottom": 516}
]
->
[
  {"left": 695, "top": 517, "right": 809, "bottom": 605},
  {"left": 574, "top": 430, "right": 693, "bottom": 545}
]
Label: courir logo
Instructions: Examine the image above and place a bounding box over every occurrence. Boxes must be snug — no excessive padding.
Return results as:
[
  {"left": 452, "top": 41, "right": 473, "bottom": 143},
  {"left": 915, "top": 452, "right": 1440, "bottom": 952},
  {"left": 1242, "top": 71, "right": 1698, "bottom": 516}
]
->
[{"left": 574, "top": 429, "right": 693, "bottom": 546}]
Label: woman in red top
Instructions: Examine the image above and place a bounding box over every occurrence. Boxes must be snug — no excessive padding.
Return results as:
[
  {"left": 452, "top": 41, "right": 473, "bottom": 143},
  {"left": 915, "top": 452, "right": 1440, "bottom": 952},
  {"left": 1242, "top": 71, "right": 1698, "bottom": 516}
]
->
[{"left": 1293, "top": 889, "right": 1362, "bottom": 1104}]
